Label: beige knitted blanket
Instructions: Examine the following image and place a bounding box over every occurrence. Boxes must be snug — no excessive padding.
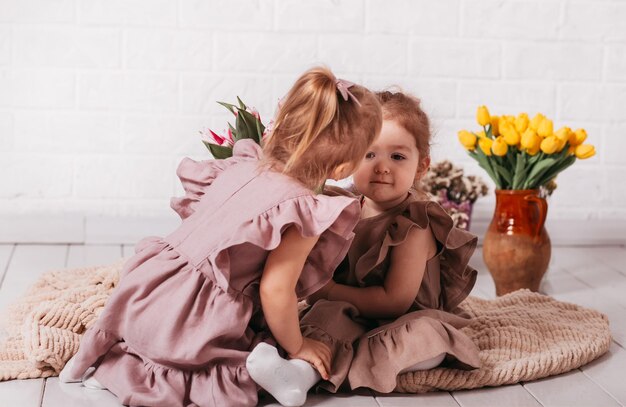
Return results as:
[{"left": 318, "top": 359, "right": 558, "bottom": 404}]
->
[
  {"left": 396, "top": 290, "right": 611, "bottom": 392},
  {"left": 0, "top": 262, "right": 611, "bottom": 393},
  {"left": 0, "top": 260, "right": 123, "bottom": 380}
]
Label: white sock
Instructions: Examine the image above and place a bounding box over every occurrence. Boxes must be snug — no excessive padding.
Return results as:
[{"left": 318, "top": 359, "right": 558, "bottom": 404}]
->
[
  {"left": 60, "top": 355, "right": 106, "bottom": 390},
  {"left": 81, "top": 366, "right": 107, "bottom": 390},
  {"left": 82, "top": 374, "right": 107, "bottom": 390},
  {"left": 59, "top": 354, "right": 82, "bottom": 383},
  {"left": 400, "top": 352, "right": 446, "bottom": 373},
  {"left": 246, "top": 342, "right": 320, "bottom": 407}
]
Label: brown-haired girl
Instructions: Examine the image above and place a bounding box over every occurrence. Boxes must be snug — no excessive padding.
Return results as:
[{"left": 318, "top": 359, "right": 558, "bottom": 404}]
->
[
  {"left": 300, "top": 90, "right": 482, "bottom": 394},
  {"left": 59, "top": 67, "right": 382, "bottom": 407}
]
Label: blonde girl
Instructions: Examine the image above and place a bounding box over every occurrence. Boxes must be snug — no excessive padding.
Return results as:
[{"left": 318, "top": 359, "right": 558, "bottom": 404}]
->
[{"left": 60, "top": 67, "right": 382, "bottom": 407}]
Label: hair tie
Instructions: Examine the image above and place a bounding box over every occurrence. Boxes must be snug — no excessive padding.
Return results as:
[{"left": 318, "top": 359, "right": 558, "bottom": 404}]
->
[{"left": 336, "top": 79, "right": 362, "bottom": 107}]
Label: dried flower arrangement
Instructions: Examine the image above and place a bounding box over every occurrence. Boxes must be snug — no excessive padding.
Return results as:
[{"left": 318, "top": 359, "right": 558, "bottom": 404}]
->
[{"left": 422, "top": 160, "right": 489, "bottom": 230}]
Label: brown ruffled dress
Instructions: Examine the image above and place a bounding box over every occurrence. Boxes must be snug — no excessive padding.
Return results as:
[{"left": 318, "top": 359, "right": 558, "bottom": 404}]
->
[{"left": 301, "top": 189, "right": 482, "bottom": 393}]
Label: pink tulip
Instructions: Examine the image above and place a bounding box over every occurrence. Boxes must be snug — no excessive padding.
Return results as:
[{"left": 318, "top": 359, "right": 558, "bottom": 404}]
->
[
  {"left": 209, "top": 130, "right": 225, "bottom": 145},
  {"left": 226, "top": 128, "right": 234, "bottom": 145}
]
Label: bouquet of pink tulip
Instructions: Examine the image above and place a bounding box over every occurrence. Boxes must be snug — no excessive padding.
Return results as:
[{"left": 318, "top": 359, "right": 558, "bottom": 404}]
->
[
  {"left": 457, "top": 106, "right": 596, "bottom": 192},
  {"left": 202, "top": 97, "right": 268, "bottom": 159}
]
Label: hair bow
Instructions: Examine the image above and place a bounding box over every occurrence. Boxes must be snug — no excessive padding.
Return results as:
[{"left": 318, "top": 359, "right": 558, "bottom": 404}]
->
[{"left": 336, "top": 79, "right": 362, "bottom": 107}]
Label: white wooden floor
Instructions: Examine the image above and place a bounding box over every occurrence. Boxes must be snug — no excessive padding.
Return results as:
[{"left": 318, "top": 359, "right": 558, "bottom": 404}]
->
[{"left": 1, "top": 244, "right": 625, "bottom": 407}]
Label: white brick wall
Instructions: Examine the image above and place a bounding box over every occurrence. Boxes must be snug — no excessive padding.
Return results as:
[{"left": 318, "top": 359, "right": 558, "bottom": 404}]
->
[{"left": 0, "top": 0, "right": 625, "bottom": 242}]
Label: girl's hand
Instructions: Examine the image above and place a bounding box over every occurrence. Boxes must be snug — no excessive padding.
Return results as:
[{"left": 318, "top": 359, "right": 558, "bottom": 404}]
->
[
  {"left": 307, "top": 280, "right": 336, "bottom": 304},
  {"left": 289, "top": 338, "right": 332, "bottom": 380}
]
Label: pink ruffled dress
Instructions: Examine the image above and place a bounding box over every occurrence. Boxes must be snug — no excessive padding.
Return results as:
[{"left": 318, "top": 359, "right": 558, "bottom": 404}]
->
[
  {"left": 66, "top": 140, "right": 361, "bottom": 407},
  {"left": 300, "top": 189, "right": 482, "bottom": 393}
]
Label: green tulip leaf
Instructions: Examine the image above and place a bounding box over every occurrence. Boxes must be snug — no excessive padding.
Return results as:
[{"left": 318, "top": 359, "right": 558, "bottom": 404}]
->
[
  {"left": 244, "top": 110, "right": 262, "bottom": 140},
  {"left": 236, "top": 109, "right": 261, "bottom": 142},
  {"left": 237, "top": 96, "right": 246, "bottom": 110},
  {"left": 204, "top": 141, "right": 233, "bottom": 159},
  {"left": 524, "top": 157, "right": 559, "bottom": 189},
  {"left": 472, "top": 149, "right": 502, "bottom": 189},
  {"left": 217, "top": 101, "right": 237, "bottom": 115},
  {"left": 505, "top": 148, "right": 517, "bottom": 169},
  {"left": 493, "top": 161, "right": 513, "bottom": 186},
  {"left": 255, "top": 118, "right": 266, "bottom": 145},
  {"left": 234, "top": 113, "right": 250, "bottom": 141},
  {"left": 526, "top": 152, "right": 543, "bottom": 166},
  {"left": 512, "top": 152, "right": 527, "bottom": 190},
  {"left": 534, "top": 155, "right": 576, "bottom": 188}
]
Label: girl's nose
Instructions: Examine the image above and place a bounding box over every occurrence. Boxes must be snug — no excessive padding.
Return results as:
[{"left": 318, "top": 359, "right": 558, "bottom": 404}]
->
[{"left": 374, "top": 162, "right": 390, "bottom": 174}]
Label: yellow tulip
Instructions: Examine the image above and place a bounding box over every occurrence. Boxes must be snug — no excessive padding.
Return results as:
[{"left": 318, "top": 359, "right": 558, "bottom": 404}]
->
[
  {"left": 515, "top": 113, "right": 529, "bottom": 133},
  {"left": 498, "top": 120, "right": 511, "bottom": 134},
  {"left": 490, "top": 116, "right": 500, "bottom": 136},
  {"left": 502, "top": 115, "right": 515, "bottom": 124},
  {"left": 491, "top": 136, "right": 508, "bottom": 156},
  {"left": 501, "top": 124, "right": 520, "bottom": 146},
  {"left": 477, "top": 105, "right": 491, "bottom": 127},
  {"left": 554, "top": 126, "right": 572, "bottom": 142},
  {"left": 521, "top": 129, "right": 541, "bottom": 151},
  {"left": 527, "top": 145, "right": 541, "bottom": 156},
  {"left": 537, "top": 118, "right": 554, "bottom": 138},
  {"left": 478, "top": 137, "right": 493, "bottom": 156},
  {"left": 552, "top": 126, "right": 571, "bottom": 152},
  {"left": 575, "top": 144, "right": 596, "bottom": 159},
  {"left": 529, "top": 113, "right": 545, "bottom": 131},
  {"left": 458, "top": 130, "right": 477, "bottom": 150},
  {"left": 476, "top": 130, "right": 487, "bottom": 139},
  {"left": 570, "top": 128, "right": 587, "bottom": 146},
  {"left": 540, "top": 136, "right": 559, "bottom": 154}
]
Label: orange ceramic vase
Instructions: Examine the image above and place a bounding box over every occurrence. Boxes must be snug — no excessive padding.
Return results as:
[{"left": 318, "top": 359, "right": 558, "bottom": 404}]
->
[{"left": 482, "top": 189, "right": 551, "bottom": 296}]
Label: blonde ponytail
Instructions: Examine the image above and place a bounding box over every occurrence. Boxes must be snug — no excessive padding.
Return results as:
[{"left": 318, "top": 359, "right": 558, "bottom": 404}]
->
[{"left": 264, "top": 67, "right": 382, "bottom": 189}]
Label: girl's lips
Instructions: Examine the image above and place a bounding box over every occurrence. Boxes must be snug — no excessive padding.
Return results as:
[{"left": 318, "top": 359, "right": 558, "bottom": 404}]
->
[{"left": 371, "top": 180, "right": 391, "bottom": 184}]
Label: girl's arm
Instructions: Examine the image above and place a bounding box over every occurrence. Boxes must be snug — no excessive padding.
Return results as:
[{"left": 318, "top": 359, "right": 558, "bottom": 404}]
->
[
  {"left": 326, "top": 226, "right": 437, "bottom": 319},
  {"left": 260, "top": 225, "right": 332, "bottom": 379},
  {"left": 261, "top": 225, "right": 319, "bottom": 354}
]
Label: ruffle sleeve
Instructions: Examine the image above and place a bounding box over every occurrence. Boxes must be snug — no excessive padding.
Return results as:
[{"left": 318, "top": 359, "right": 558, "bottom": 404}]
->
[
  {"left": 210, "top": 192, "right": 361, "bottom": 299},
  {"left": 403, "top": 200, "right": 478, "bottom": 311},
  {"left": 170, "top": 139, "right": 262, "bottom": 219},
  {"left": 257, "top": 195, "right": 360, "bottom": 298},
  {"left": 354, "top": 198, "right": 478, "bottom": 312}
]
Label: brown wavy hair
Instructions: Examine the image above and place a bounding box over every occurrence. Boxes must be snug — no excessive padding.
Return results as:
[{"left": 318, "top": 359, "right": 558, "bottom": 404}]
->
[
  {"left": 376, "top": 90, "right": 431, "bottom": 165},
  {"left": 376, "top": 90, "right": 432, "bottom": 194},
  {"left": 263, "top": 67, "right": 382, "bottom": 189}
]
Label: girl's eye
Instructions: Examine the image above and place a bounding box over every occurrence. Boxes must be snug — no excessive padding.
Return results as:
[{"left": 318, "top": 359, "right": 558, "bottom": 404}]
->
[
  {"left": 365, "top": 152, "right": 375, "bottom": 159},
  {"left": 391, "top": 153, "right": 406, "bottom": 160}
]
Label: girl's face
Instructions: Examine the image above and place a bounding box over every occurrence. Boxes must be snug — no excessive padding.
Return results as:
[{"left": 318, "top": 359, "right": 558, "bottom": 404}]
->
[{"left": 353, "top": 119, "right": 422, "bottom": 210}]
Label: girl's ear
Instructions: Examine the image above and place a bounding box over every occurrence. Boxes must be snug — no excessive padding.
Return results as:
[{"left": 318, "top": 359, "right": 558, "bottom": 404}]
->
[
  {"left": 415, "top": 156, "right": 431, "bottom": 180},
  {"left": 330, "top": 162, "right": 353, "bottom": 181}
]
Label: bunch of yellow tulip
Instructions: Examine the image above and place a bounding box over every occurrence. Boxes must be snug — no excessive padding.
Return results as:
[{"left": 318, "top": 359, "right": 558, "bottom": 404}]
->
[{"left": 457, "top": 106, "right": 596, "bottom": 190}]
